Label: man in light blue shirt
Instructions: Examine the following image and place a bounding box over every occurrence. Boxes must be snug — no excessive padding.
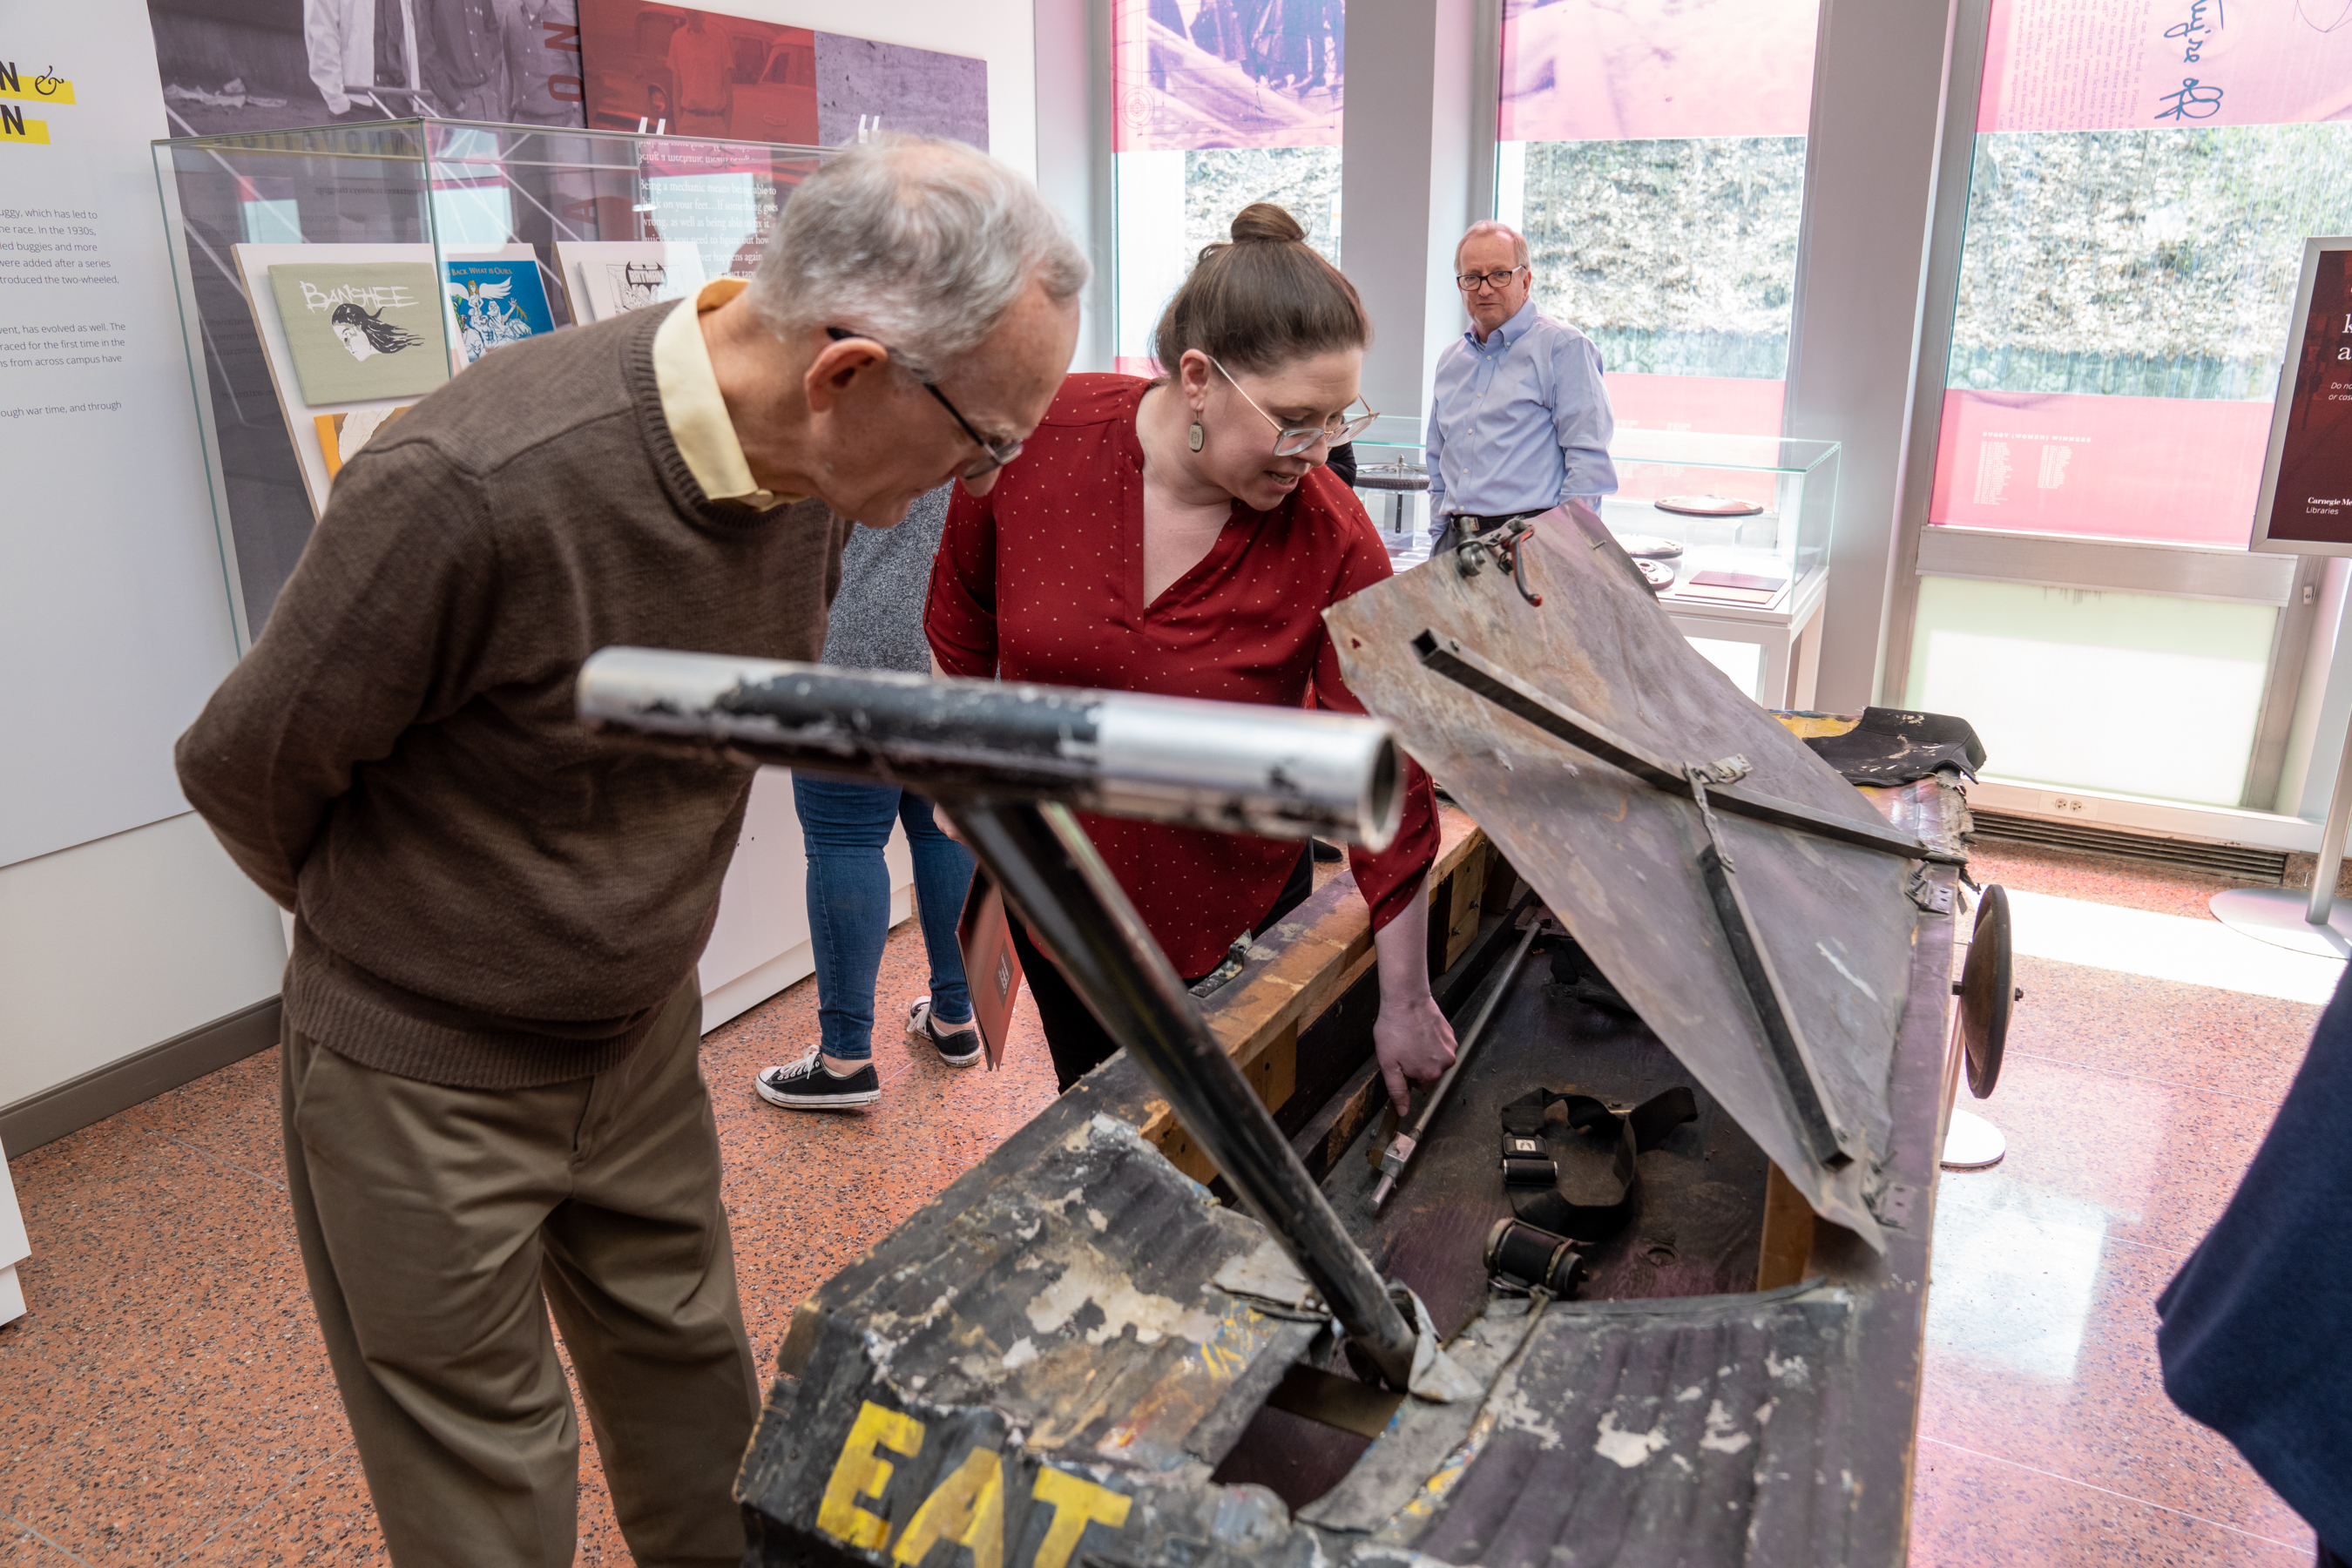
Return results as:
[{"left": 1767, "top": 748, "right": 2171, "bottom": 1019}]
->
[{"left": 1425, "top": 220, "right": 1616, "bottom": 553}]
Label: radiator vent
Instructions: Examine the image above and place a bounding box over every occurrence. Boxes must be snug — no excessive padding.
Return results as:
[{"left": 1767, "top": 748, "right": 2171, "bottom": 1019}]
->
[{"left": 1969, "top": 808, "right": 2288, "bottom": 885}]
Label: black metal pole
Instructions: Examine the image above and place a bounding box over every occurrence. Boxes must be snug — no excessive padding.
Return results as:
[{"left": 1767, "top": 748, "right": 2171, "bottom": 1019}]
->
[{"left": 950, "top": 798, "right": 1421, "bottom": 1385}]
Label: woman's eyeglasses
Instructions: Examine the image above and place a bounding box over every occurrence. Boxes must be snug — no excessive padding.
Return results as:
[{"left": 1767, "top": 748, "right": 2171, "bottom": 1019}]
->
[
  {"left": 1208, "top": 356, "right": 1379, "bottom": 458},
  {"left": 827, "top": 327, "right": 1024, "bottom": 480}
]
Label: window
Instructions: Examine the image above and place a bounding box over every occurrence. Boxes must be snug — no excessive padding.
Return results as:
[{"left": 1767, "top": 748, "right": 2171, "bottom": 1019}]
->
[
  {"left": 1904, "top": 0, "right": 2352, "bottom": 811},
  {"left": 1930, "top": 0, "right": 2352, "bottom": 545},
  {"left": 1496, "top": 0, "right": 1821, "bottom": 438},
  {"left": 1109, "top": 0, "right": 1345, "bottom": 375}
]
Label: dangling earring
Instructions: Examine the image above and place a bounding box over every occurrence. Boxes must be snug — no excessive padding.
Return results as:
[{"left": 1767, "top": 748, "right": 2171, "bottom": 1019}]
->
[{"left": 1187, "top": 420, "right": 1205, "bottom": 452}]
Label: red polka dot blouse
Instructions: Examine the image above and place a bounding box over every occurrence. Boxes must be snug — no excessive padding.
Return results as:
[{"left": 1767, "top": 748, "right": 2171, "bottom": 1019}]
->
[{"left": 926, "top": 373, "right": 1440, "bottom": 979}]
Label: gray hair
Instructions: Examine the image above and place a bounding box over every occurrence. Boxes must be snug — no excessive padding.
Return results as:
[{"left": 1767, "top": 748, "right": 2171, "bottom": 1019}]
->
[
  {"left": 747, "top": 134, "right": 1089, "bottom": 380},
  {"left": 1455, "top": 220, "right": 1531, "bottom": 272}
]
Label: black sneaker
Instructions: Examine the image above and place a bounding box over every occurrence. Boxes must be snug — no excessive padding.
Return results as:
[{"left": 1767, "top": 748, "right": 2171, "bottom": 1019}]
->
[
  {"left": 907, "top": 999, "right": 983, "bottom": 1068},
  {"left": 754, "top": 1050, "right": 880, "bottom": 1110}
]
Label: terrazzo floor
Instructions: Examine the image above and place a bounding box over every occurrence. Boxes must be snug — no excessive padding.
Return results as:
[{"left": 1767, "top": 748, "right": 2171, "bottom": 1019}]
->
[{"left": 0, "top": 837, "right": 2335, "bottom": 1564}]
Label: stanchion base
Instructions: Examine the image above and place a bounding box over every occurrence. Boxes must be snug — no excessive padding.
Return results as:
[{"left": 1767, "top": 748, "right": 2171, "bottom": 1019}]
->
[
  {"left": 2208, "top": 888, "right": 2352, "bottom": 959},
  {"left": 1941, "top": 1109, "right": 2005, "bottom": 1171}
]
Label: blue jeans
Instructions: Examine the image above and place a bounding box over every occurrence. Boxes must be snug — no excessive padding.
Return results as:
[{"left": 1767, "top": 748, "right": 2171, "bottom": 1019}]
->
[{"left": 792, "top": 775, "right": 975, "bottom": 1062}]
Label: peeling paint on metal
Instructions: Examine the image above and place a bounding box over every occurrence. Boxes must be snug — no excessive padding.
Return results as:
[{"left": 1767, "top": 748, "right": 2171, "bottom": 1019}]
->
[
  {"left": 1593, "top": 1409, "right": 1669, "bottom": 1468},
  {"left": 1024, "top": 1258, "right": 1220, "bottom": 1348},
  {"left": 1698, "top": 1398, "right": 1753, "bottom": 1455},
  {"left": 1491, "top": 1384, "right": 1562, "bottom": 1451}
]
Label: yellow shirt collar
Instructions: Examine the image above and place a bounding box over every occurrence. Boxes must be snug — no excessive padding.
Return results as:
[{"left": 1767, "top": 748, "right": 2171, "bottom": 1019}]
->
[{"left": 652, "top": 277, "right": 802, "bottom": 511}]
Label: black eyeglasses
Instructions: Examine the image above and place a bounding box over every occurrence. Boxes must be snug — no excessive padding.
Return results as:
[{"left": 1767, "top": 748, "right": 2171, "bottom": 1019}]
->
[
  {"left": 826, "top": 327, "right": 1024, "bottom": 480},
  {"left": 1455, "top": 266, "right": 1526, "bottom": 293}
]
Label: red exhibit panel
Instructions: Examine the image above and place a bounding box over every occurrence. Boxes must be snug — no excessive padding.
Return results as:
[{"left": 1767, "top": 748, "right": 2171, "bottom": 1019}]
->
[
  {"left": 579, "top": 0, "right": 817, "bottom": 143},
  {"left": 1929, "top": 389, "right": 2273, "bottom": 546}
]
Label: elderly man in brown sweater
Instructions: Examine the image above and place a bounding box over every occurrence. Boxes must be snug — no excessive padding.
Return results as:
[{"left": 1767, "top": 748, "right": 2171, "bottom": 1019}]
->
[{"left": 173, "top": 136, "right": 1085, "bottom": 1567}]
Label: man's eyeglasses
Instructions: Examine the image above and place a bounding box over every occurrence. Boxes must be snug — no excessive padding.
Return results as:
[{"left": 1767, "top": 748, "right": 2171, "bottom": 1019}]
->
[
  {"left": 1208, "top": 356, "right": 1378, "bottom": 458},
  {"left": 826, "top": 327, "right": 1023, "bottom": 480},
  {"left": 1456, "top": 266, "right": 1527, "bottom": 293}
]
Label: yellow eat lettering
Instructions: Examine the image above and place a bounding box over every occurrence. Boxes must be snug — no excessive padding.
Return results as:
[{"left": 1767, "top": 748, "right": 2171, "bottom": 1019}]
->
[
  {"left": 892, "top": 1447, "right": 1004, "bottom": 1568},
  {"left": 1029, "top": 1468, "right": 1132, "bottom": 1568},
  {"left": 817, "top": 1401, "right": 927, "bottom": 1551}
]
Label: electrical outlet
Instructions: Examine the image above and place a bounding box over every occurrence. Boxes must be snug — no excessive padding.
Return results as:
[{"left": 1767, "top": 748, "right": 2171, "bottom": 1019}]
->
[{"left": 2046, "top": 793, "right": 2098, "bottom": 817}]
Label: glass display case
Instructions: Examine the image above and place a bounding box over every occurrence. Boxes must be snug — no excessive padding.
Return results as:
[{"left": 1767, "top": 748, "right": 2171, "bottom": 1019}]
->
[
  {"left": 152, "top": 118, "right": 862, "bottom": 1034},
  {"left": 1345, "top": 437, "right": 1431, "bottom": 564},
  {"left": 153, "top": 118, "right": 824, "bottom": 650},
  {"left": 1596, "top": 429, "right": 1839, "bottom": 707}
]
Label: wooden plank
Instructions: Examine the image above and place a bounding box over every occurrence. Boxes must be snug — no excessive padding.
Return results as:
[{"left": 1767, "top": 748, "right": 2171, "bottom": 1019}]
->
[
  {"left": 1198, "top": 808, "right": 1486, "bottom": 1068},
  {"left": 1441, "top": 839, "right": 1490, "bottom": 970},
  {"left": 1140, "top": 807, "right": 1486, "bottom": 1182},
  {"left": 1754, "top": 1161, "right": 1816, "bottom": 1290}
]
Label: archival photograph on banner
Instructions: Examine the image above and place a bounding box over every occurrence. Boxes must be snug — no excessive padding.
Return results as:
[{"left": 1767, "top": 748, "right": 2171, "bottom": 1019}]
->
[
  {"left": 145, "top": 0, "right": 587, "bottom": 134},
  {"left": 446, "top": 257, "right": 558, "bottom": 364},
  {"left": 554, "top": 239, "right": 709, "bottom": 321},
  {"left": 576, "top": 0, "right": 987, "bottom": 148},
  {"left": 1110, "top": 0, "right": 1343, "bottom": 152}
]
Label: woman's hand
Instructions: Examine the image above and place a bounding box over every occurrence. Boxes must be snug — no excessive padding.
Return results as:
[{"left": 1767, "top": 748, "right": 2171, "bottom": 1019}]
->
[
  {"left": 1373, "top": 991, "right": 1457, "bottom": 1118},
  {"left": 1369, "top": 872, "right": 1456, "bottom": 1115}
]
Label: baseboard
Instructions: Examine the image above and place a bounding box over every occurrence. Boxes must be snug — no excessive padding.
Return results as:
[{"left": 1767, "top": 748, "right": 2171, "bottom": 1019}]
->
[
  {"left": 702, "top": 941, "right": 817, "bottom": 1033},
  {"left": 0, "top": 997, "right": 282, "bottom": 1157}
]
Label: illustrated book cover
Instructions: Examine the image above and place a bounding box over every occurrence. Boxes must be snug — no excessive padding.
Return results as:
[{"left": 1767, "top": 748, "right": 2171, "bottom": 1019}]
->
[
  {"left": 446, "top": 259, "right": 558, "bottom": 367},
  {"left": 556, "top": 240, "right": 708, "bottom": 321},
  {"left": 265, "top": 260, "right": 451, "bottom": 405}
]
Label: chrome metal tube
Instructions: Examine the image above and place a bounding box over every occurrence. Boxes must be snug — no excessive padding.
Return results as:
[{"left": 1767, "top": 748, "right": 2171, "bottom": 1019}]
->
[
  {"left": 577, "top": 647, "right": 1401, "bottom": 849},
  {"left": 952, "top": 799, "right": 1420, "bottom": 1385}
]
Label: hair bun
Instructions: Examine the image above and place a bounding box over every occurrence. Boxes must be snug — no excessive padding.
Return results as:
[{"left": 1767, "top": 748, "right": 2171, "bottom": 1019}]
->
[{"left": 1229, "top": 202, "right": 1307, "bottom": 245}]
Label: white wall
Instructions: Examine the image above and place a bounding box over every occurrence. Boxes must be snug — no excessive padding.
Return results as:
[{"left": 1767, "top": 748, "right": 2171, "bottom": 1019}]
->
[
  {"left": 685, "top": 0, "right": 1039, "bottom": 175},
  {"left": 0, "top": 0, "right": 1035, "bottom": 1123},
  {"left": 0, "top": 815, "right": 287, "bottom": 1110},
  {"left": 0, "top": 0, "right": 287, "bottom": 1119}
]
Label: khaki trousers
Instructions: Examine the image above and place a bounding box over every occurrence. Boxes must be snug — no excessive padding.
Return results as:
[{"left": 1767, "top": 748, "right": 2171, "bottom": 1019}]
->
[{"left": 280, "top": 984, "right": 760, "bottom": 1567}]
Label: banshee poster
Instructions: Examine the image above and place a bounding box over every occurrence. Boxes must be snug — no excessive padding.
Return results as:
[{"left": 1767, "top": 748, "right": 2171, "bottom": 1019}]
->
[{"left": 267, "top": 260, "right": 450, "bottom": 404}]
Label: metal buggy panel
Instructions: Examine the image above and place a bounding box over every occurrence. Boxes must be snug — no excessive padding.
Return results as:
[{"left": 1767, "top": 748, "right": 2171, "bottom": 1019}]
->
[{"left": 1326, "top": 506, "right": 1926, "bottom": 1246}]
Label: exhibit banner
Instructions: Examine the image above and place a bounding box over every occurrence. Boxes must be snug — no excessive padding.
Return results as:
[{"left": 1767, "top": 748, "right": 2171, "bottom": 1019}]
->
[
  {"left": 575, "top": 0, "right": 988, "bottom": 150},
  {"left": 1980, "top": 0, "right": 2352, "bottom": 132},
  {"left": 143, "top": 0, "right": 587, "bottom": 134},
  {"left": 0, "top": 3, "right": 247, "bottom": 866},
  {"left": 1929, "top": 389, "right": 2273, "bottom": 546},
  {"left": 1110, "top": 0, "right": 1342, "bottom": 152},
  {"left": 1498, "top": 0, "right": 1821, "bottom": 143}
]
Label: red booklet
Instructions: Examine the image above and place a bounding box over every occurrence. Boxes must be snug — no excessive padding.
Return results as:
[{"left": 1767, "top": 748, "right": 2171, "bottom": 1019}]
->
[{"left": 956, "top": 868, "right": 1025, "bottom": 1071}]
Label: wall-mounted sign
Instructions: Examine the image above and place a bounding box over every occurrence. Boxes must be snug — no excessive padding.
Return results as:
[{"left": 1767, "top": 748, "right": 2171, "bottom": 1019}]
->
[{"left": 2253, "top": 238, "right": 2352, "bottom": 556}]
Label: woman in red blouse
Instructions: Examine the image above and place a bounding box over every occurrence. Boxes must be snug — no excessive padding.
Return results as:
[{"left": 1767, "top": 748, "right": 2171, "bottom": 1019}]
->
[{"left": 927, "top": 203, "right": 1455, "bottom": 1114}]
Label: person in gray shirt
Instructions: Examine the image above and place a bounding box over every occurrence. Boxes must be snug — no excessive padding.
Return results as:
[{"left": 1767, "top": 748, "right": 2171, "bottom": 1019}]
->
[{"left": 755, "top": 484, "right": 981, "bottom": 1109}]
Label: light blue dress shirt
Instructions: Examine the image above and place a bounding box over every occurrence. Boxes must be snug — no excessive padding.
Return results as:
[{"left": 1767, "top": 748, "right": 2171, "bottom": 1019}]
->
[{"left": 1424, "top": 299, "right": 1617, "bottom": 519}]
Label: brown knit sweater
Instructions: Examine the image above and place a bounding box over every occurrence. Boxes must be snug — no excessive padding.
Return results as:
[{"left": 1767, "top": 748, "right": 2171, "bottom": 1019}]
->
[{"left": 176, "top": 304, "right": 848, "bottom": 1088}]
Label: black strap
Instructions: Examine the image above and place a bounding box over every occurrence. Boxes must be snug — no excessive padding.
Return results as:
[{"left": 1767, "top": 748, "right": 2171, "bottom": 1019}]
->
[{"left": 1497, "top": 1086, "right": 1698, "bottom": 1243}]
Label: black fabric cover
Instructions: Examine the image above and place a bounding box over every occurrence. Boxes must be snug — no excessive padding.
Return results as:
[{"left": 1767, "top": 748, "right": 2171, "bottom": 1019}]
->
[
  {"left": 1801, "top": 706, "right": 1987, "bottom": 785},
  {"left": 2157, "top": 964, "right": 2352, "bottom": 1554}
]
